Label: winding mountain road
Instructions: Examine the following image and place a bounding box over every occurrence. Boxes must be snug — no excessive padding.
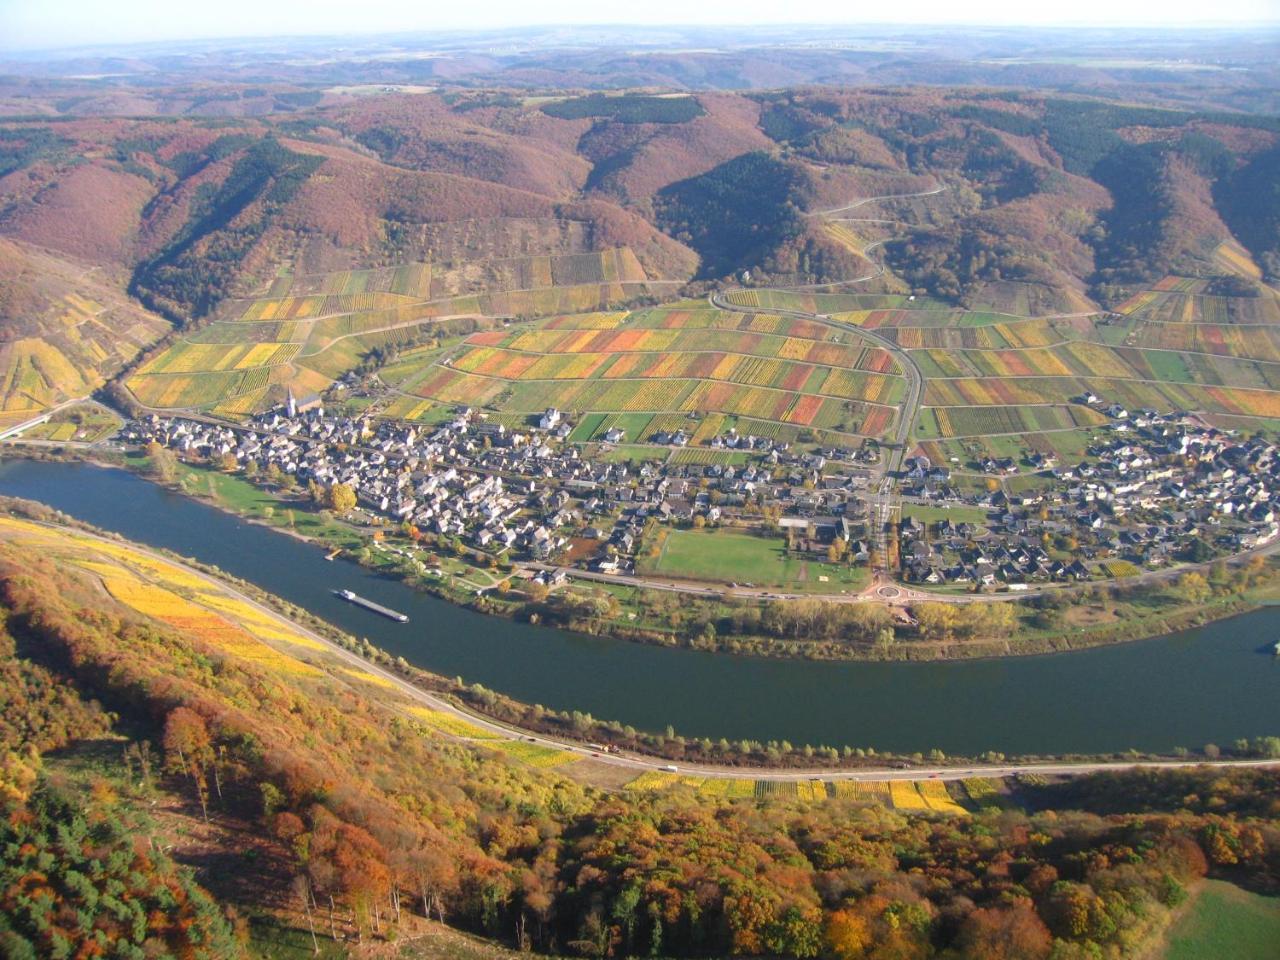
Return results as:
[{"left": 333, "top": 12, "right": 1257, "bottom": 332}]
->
[{"left": 808, "top": 185, "right": 948, "bottom": 219}]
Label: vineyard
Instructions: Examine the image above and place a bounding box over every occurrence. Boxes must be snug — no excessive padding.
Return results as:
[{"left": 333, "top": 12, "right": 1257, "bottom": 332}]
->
[
  {"left": 916, "top": 404, "right": 1107, "bottom": 440},
  {"left": 884, "top": 317, "right": 1061, "bottom": 349},
  {"left": 626, "top": 770, "right": 969, "bottom": 813},
  {"left": 0, "top": 283, "right": 170, "bottom": 428},
  {"left": 125, "top": 249, "right": 668, "bottom": 415},
  {"left": 1115, "top": 292, "right": 1280, "bottom": 325},
  {"left": 1121, "top": 322, "right": 1280, "bottom": 362},
  {"left": 0, "top": 514, "right": 618, "bottom": 790},
  {"left": 383, "top": 303, "right": 908, "bottom": 439},
  {"left": 123, "top": 254, "right": 1280, "bottom": 451},
  {"left": 723, "top": 290, "right": 943, "bottom": 312},
  {"left": 924, "top": 375, "right": 1280, "bottom": 421},
  {"left": 0, "top": 339, "right": 96, "bottom": 421},
  {"left": 896, "top": 270, "right": 1280, "bottom": 439},
  {"left": 0, "top": 514, "right": 328, "bottom": 678}
]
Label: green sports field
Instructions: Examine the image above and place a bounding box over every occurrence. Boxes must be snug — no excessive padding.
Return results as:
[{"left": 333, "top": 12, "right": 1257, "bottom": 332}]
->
[{"left": 640, "top": 528, "right": 870, "bottom": 592}]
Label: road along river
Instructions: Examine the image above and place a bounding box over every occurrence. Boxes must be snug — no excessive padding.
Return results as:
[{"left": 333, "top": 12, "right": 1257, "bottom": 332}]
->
[{"left": 1, "top": 458, "right": 1277, "bottom": 758}]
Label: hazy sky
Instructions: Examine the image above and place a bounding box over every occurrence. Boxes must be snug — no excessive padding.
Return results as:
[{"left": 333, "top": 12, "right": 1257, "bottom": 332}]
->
[{"left": 1, "top": 0, "right": 1275, "bottom": 52}]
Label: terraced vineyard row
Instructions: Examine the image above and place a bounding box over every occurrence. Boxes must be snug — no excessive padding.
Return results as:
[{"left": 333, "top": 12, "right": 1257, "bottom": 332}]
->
[
  {"left": 912, "top": 340, "right": 1280, "bottom": 389},
  {"left": 925, "top": 376, "right": 1280, "bottom": 420},
  {"left": 399, "top": 363, "right": 896, "bottom": 436},
  {"left": 626, "top": 770, "right": 969, "bottom": 814},
  {"left": 917, "top": 404, "right": 1107, "bottom": 439},
  {"left": 449, "top": 346, "right": 902, "bottom": 402}
]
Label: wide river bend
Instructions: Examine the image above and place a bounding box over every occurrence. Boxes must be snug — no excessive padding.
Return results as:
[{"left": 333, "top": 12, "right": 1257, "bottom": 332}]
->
[{"left": 1, "top": 458, "right": 1276, "bottom": 757}]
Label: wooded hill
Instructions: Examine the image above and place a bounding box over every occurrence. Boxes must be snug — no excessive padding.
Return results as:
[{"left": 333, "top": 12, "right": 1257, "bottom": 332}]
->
[
  {"left": 1, "top": 502, "right": 1278, "bottom": 959},
  {"left": 2, "top": 87, "right": 1277, "bottom": 335}
]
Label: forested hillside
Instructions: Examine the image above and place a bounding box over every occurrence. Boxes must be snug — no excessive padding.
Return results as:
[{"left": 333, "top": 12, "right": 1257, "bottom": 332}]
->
[
  {"left": 2, "top": 87, "right": 1269, "bottom": 327},
  {"left": 3, "top": 87, "right": 1277, "bottom": 329},
  {"left": 754, "top": 91, "right": 1280, "bottom": 305},
  {"left": 1, "top": 503, "right": 1277, "bottom": 959}
]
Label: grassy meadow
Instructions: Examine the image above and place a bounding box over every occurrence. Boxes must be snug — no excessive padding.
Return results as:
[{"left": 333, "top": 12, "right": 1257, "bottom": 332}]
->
[
  {"left": 640, "top": 527, "right": 871, "bottom": 592},
  {"left": 1163, "top": 880, "right": 1280, "bottom": 960}
]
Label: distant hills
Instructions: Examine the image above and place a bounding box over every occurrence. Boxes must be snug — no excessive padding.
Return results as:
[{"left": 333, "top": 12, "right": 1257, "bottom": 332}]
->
[
  {"left": 3, "top": 24, "right": 1278, "bottom": 113},
  {"left": 2, "top": 88, "right": 1277, "bottom": 317}
]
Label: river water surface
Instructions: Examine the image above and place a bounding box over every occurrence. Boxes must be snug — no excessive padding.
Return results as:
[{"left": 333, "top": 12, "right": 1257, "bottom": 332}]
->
[{"left": 1, "top": 458, "right": 1276, "bottom": 757}]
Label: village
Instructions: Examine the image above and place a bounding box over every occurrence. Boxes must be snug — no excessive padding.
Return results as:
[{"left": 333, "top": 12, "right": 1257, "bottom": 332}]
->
[{"left": 124, "top": 394, "right": 1280, "bottom": 595}]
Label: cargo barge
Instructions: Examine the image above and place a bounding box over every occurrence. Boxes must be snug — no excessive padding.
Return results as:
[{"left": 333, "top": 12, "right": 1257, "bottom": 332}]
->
[{"left": 334, "top": 589, "right": 409, "bottom": 623}]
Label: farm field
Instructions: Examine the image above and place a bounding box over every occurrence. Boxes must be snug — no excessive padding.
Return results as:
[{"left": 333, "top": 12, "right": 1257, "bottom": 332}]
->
[
  {"left": 1162, "top": 881, "right": 1280, "bottom": 960},
  {"left": 639, "top": 528, "right": 871, "bottom": 593}
]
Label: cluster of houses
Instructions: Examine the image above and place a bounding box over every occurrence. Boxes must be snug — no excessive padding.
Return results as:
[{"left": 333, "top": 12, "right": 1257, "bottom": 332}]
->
[
  {"left": 125, "top": 404, "right": 867, "bottom": 572},
  {"left": 895, "top": 408, "right": 1280, "bottom": 586},
  {"left": 124, "top": 397, "right": 1280, "bottom": 592},
  {"left": 125, "top": 409, "right": 573, "bottom": 560},
  {"left": 897, "top": 515, "right": 1089, "bottom": 587}
]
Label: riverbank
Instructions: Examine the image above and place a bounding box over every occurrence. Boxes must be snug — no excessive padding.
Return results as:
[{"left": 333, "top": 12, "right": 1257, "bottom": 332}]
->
[{"left": 30, "top": 443, "right": 1280, "bottom": 668}]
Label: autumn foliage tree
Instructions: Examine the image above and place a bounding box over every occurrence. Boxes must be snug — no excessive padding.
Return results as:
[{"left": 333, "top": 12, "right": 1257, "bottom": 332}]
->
[
  {"left": 326, "top": 482, "right": 357, "bottom": 514},
  {"left": 163, "top": 705, "right": 215, "bottom": 820}
]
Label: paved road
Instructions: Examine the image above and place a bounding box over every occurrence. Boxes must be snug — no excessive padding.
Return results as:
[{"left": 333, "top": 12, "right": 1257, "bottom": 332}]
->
[
  {"left": 30, "top": 518, "right": 1280, "bottom": 785},
  {"left": 807, "top": 185, "right": 947, "bottom": 219},
  {"left": 0, "top": 395, "right": 91, "bottom": 442}
]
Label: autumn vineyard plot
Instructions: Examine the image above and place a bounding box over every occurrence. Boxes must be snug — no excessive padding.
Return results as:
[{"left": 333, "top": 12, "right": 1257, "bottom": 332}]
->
[
  {"left": 127, "top": 251, "right": 670, "bottom": 416},
  {"left": 626, "top": 770, "right": 969, "bottom": 814}
]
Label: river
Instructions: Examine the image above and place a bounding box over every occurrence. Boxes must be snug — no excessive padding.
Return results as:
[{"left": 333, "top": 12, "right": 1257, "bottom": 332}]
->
[{"left": 1, "top": 458, "right": 1276, "bottom": 757}]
